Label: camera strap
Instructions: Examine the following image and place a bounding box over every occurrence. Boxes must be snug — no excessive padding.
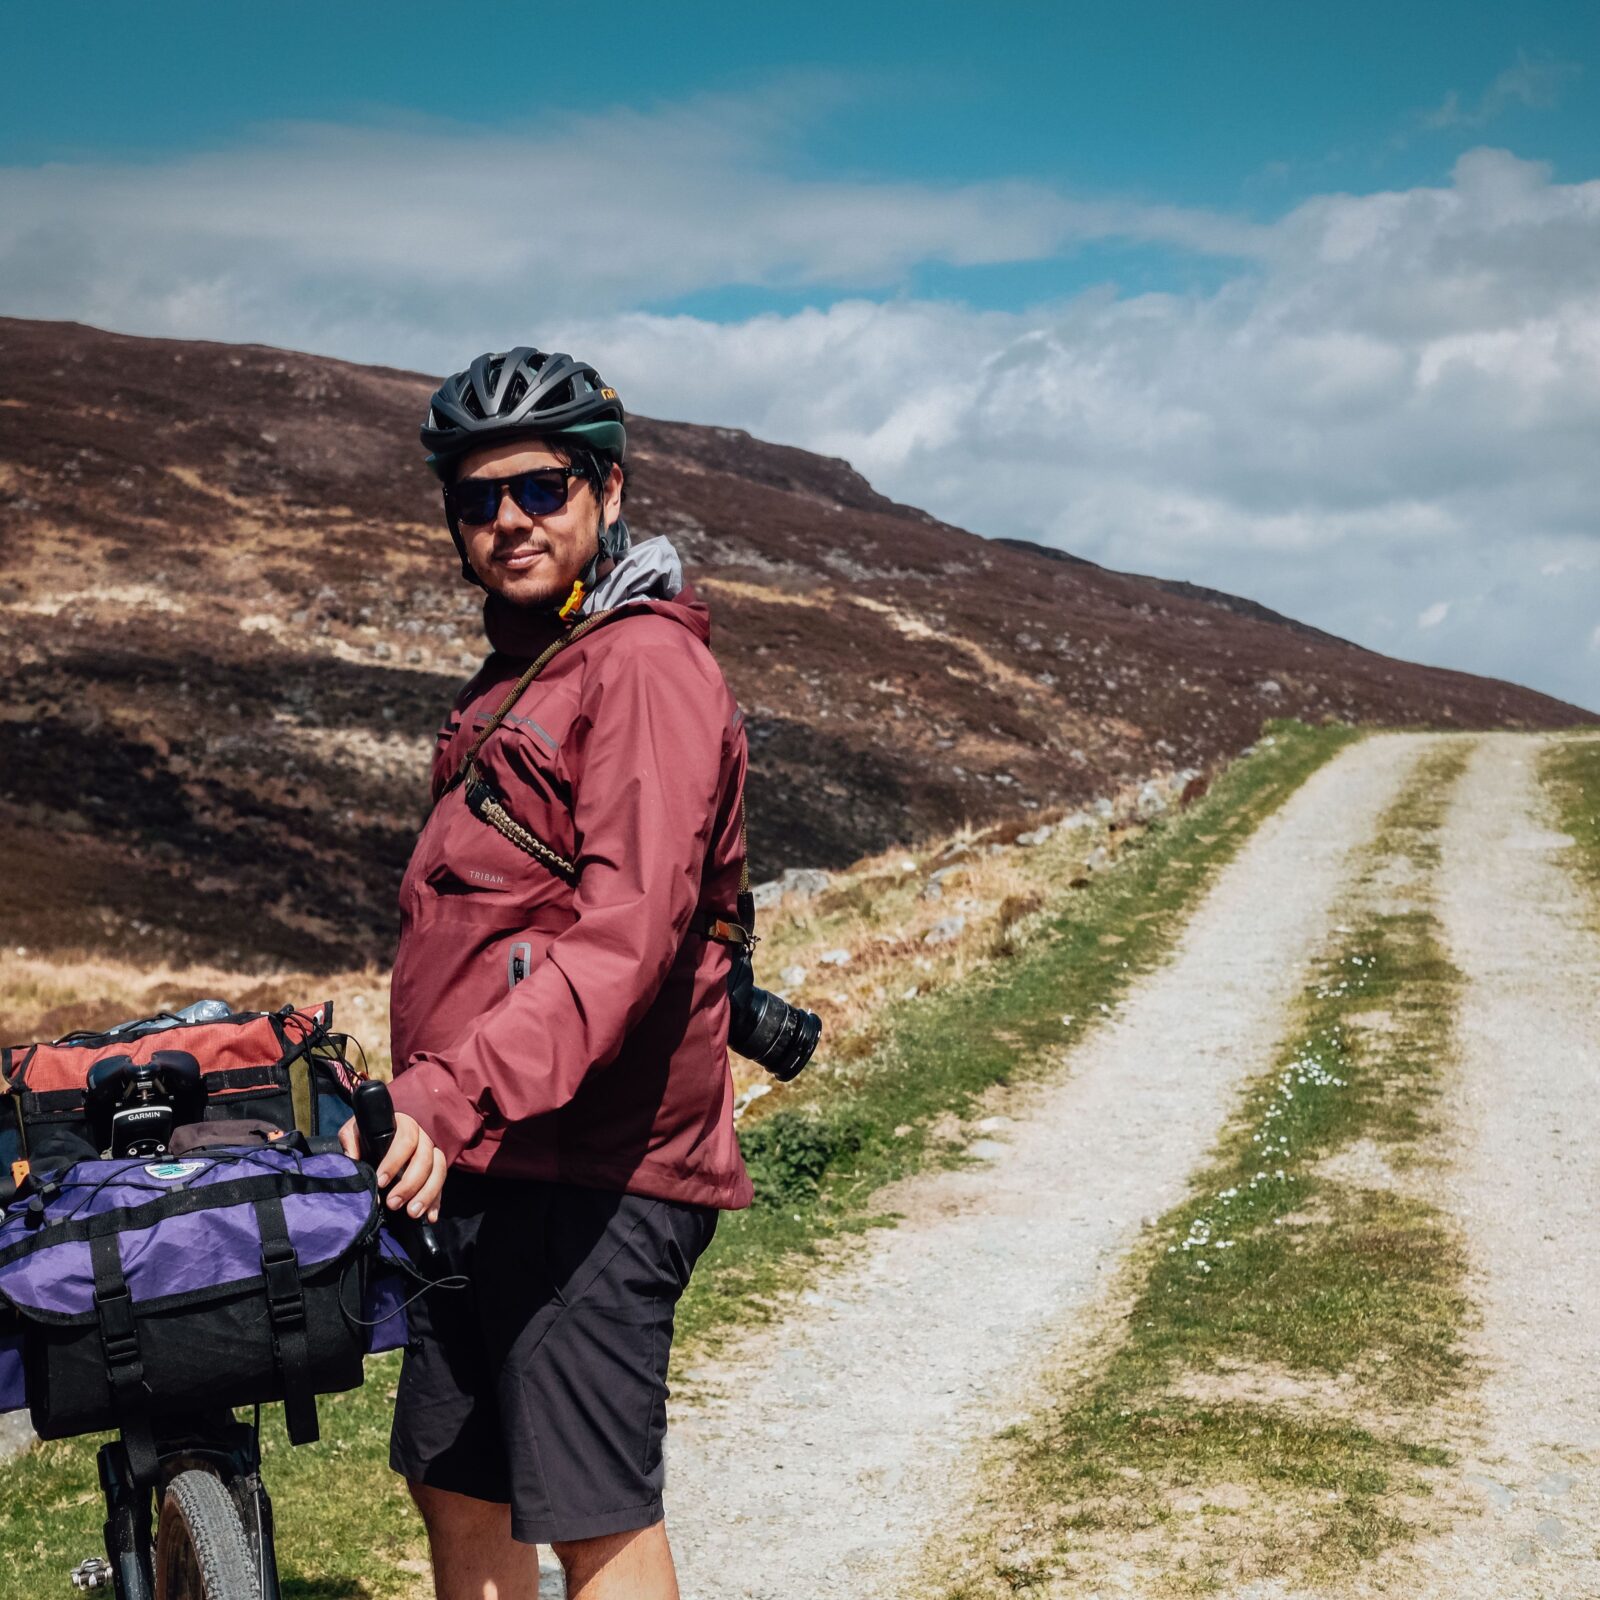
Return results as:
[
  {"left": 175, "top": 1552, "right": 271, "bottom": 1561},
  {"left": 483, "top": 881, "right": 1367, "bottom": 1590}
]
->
[{"left": 440, "top": 608, "right": 619, "bottom": 802}]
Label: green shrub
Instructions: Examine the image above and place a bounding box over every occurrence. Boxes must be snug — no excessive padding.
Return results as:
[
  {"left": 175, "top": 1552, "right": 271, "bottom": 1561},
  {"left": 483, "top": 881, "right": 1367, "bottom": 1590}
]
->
[{"left": 740, "top": 1106, "right": 871, "bottom": 1205}]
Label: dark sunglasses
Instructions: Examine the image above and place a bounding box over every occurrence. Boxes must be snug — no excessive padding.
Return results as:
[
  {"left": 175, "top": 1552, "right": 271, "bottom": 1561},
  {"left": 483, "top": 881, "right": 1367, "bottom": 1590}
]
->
[{"left": 446, "top": 466, "right": 588, "bottom": 525}]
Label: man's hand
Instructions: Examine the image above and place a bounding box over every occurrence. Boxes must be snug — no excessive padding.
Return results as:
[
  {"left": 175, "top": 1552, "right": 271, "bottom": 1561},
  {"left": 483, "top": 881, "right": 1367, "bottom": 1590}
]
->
[{"left": 338, "top": 1109, "right": 447, "bottom": 1224}]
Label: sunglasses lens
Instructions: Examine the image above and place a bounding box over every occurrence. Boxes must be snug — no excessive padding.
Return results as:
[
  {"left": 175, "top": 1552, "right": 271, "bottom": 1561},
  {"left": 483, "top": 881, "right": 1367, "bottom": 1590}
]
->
[
  {"left": 451, "top": 480, "right": 500, "bottom": 523},
  {"left": 509, "top": 472, "right": 569, "bottom": 517}
]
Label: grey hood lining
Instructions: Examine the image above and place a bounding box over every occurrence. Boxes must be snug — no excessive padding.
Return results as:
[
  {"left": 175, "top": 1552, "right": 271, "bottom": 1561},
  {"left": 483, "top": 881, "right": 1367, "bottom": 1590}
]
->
[{"left": 582, "top": 535, "right": 685, "bottom": 614}]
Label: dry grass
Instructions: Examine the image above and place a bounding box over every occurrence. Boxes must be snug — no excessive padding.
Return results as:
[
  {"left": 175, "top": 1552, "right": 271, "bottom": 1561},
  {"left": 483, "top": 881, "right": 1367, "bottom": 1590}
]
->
[{"left": 731, "top": 777, "right": 1182, "bottom": 1107}]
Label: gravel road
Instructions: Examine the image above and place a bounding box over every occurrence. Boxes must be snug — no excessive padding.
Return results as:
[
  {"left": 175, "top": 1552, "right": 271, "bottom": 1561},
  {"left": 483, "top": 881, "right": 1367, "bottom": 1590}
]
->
[
  {"left": 658, "top": 735, "right": 1432, "bottom": 1600},
  {"left": 1350, "top": 736, "right": 1600, "bottom": 1600}
]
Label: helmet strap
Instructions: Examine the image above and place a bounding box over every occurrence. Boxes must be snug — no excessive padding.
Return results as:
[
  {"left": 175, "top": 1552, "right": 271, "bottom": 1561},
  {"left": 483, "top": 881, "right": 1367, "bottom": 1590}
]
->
[{"left": 444, "top": 498, "right": 486, "bottom": 590}]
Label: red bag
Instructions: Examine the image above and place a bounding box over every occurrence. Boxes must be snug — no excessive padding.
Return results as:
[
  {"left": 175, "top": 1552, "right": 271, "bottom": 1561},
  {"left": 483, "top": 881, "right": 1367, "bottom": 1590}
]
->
[{"left": 0, "top": 1003, "right": 360, "bottom": 1199}]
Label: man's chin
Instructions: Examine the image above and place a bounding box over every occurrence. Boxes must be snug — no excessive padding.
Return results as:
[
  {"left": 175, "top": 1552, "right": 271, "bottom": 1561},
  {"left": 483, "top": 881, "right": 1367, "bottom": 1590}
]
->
[{"left": 481, "top": 568, "right": 571, "bottom": 608}]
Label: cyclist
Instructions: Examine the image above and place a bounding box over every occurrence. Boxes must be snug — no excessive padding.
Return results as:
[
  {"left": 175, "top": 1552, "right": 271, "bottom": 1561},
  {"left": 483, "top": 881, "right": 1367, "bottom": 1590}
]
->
[{"left": 374, "top": 348, "right": 753, "bottom": 1600}]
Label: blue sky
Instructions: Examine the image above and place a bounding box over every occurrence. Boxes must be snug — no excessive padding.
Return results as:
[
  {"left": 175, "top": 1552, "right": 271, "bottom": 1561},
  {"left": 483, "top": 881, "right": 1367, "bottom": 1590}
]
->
[{"left": 3, "top": 2, "right": 1598, "bottom": 707}]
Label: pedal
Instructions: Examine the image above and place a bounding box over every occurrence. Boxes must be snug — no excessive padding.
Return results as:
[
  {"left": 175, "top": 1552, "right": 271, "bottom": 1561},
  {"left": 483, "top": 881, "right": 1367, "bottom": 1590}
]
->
[{"left": 70, "top": 1556, "right": 113, "bottom": 1590}]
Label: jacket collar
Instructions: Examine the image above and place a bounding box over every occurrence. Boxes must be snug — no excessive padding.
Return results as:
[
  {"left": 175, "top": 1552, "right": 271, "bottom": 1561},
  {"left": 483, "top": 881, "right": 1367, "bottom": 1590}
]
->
[{"left": 482, "top": 534, "right": 702, "bottom": 659}]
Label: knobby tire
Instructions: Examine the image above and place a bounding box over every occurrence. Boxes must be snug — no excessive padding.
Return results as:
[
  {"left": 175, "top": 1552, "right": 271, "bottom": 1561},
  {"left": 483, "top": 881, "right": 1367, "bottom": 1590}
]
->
[{"left": 155, "top": 1469, "right": 260, "bottom": 1600}]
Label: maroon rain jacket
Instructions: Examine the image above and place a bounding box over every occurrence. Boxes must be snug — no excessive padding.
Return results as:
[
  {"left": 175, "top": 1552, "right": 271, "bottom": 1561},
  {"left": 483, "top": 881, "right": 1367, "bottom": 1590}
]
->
[{"left": 387, "top": 584, "right": 755, "bottom": 1210}]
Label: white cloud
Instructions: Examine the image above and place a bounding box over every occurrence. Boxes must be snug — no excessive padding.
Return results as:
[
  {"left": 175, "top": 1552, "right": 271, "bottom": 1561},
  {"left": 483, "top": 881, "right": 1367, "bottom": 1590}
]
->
[
  {"left": 0, "top": 96, "right": 1263, "bottom": 354},
  {"left": 569, "top": 150, "right": 1600, "bottom": 708},
  {"left": 0, "top": 105, "right": 1596, "bottom": 711}
]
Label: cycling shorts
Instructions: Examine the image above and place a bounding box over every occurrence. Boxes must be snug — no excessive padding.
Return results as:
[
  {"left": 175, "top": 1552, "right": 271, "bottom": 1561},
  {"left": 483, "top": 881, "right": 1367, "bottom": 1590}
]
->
[{"left": 389, "top": 1171, "right": 717, "bottom": 1544}]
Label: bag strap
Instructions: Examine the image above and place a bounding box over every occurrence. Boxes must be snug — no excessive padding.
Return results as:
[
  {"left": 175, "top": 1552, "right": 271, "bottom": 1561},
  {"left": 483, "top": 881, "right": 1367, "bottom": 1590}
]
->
[
  {"left": 256, "top": 1195, "right": 319, "bottom": 1447},
  {"left": 90, "top": 1232, "right": 160, "bottom": 1484}
]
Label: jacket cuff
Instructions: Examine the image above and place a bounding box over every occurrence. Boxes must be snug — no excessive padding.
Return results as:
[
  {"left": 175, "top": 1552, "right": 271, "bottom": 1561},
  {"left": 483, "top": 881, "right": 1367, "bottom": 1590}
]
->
[{"left": 388, "top": 1057, "right": 482, "bottom": 1169}]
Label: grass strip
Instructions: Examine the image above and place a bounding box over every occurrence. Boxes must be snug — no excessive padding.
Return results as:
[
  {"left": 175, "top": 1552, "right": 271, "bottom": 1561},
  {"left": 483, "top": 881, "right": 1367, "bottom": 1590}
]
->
[
  {"left": 933, "top": 740, "right": 1473, "bottom": 1597},
  {"left": 1540, "top": 736, "right": 1600, "bottom": 917},
  {"left": 0, "top": 720, "right": 1357, "bottom": 1599}
]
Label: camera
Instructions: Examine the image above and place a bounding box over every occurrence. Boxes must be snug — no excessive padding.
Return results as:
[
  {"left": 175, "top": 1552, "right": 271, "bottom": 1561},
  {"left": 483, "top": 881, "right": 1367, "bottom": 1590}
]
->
[
  {"left": 726, "top": 946, "right": 821, "bottom": 1082},
  {"left": 84, "top": 1051, "right": 208, "bottom": 1159}
]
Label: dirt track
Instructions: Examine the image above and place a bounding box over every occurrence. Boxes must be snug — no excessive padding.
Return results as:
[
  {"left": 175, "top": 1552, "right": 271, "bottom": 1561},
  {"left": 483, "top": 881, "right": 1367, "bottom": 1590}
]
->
[{"left": 658, "top": 735, "right": 1436, "bottom": 1599}]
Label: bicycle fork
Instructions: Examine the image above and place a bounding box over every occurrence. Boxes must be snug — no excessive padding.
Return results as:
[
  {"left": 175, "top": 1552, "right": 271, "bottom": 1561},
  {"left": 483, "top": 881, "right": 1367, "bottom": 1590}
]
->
[{"left": 83, "top": 1441, "right": 154, "bottom": 1600}]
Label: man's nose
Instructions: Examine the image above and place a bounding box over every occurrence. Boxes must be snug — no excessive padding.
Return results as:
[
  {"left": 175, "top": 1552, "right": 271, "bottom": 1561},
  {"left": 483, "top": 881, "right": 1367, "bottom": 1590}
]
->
[{"left": 493, "top": 488, "right": 534, "bottom": 533}]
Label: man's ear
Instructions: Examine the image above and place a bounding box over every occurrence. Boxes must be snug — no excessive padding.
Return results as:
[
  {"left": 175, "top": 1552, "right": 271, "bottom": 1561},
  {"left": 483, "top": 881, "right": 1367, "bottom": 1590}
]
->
[{"left": 603, "top": 462, "right": 624, "bottom": 523}]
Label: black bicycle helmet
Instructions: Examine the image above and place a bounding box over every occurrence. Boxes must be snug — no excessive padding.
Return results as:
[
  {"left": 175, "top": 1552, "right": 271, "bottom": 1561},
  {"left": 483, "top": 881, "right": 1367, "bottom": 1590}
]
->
[
  {"left": 422, "top": 347, "right": 630, "bottom": 595},
  {"left": 421, "top": 347, "right": 626, "bottom": 480}
]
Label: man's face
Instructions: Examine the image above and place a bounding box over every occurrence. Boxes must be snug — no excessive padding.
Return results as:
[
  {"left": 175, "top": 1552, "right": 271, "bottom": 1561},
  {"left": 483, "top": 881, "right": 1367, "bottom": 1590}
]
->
[{"left": 452, "top": 439, "right": 623, "bottom": 607}]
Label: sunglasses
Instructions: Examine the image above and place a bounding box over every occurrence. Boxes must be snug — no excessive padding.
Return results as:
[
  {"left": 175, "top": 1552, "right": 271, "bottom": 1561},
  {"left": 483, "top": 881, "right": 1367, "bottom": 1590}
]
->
[{"left": 446, "top": 466, "right": 589, "bottom": 526}]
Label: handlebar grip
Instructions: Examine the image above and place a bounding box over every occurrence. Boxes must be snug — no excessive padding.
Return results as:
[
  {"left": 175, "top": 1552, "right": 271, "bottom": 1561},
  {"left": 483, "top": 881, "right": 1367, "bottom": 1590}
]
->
[
  {"left": 352, "top": 1080, "right": 398, "bottom": 1163},
  {"left": 351, "top": 1081, "right": 448, "bottom": 1280}
]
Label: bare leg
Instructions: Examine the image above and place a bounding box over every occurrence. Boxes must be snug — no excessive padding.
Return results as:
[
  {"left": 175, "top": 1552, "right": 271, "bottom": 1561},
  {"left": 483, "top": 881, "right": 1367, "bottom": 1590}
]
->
[
  {"left": 552, "top": 1521, "right": 679, "bottom": 1600},
  {"left": 410, "top": 1481, "right": 541, "bottom": 1600}
]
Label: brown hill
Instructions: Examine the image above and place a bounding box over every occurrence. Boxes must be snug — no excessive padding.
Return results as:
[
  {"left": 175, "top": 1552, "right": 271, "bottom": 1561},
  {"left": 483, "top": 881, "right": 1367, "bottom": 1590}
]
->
[{"left": 0, "top": 316, "right": 1589, "bottom": 974}]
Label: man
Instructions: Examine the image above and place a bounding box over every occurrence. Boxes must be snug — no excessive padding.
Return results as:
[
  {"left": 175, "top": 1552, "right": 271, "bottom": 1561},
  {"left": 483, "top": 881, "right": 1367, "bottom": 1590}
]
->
[{"left": 348, "top": 347, "right": 754, "bottom": 1600}]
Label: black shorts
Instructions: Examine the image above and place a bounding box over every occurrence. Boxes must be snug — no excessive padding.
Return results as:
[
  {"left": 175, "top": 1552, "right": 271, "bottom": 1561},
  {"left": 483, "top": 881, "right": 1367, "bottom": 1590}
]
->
[{"left": 389, "top": 1172, "right": 718, "bottom": 1545}]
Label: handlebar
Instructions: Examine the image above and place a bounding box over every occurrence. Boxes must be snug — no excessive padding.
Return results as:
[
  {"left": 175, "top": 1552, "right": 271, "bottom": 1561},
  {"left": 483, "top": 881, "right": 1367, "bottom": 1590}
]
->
[{"left": 352, "top": 1081, "right": 448, "bottom": 1280}]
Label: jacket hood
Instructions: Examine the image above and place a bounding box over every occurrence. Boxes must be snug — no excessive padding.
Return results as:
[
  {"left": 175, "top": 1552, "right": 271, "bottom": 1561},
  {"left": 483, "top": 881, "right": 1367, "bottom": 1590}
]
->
[
  {"left": 582, "top": 533, "right": 684, "bottom": 614},
  {"left": 483, "top": 536, "right": 708, "bottom": 656}
]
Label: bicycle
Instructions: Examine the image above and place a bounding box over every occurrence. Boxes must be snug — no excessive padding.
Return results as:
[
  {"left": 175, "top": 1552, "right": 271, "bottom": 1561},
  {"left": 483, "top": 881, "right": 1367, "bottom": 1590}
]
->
[{"left": 60, "top": 1080, "right": 442, "bottom": 1600}]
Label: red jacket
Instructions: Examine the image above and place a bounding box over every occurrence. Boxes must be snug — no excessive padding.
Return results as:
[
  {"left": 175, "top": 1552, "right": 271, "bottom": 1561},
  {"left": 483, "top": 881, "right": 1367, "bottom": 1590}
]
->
[{"left": 387, "top": 584, "right": 755, "bottom": 1209}]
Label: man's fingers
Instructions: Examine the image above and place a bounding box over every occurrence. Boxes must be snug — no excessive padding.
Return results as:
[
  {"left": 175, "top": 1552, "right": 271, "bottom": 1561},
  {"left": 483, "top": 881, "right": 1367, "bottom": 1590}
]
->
[
  {"left": 376, "top": 1118, "right": 419, "bottom": 1191},
  {"left": 389, "top": 1128, "right": 436, "bottom": 1210},
  {"left": 416, "top": 1149, "right": 447, "bottom": 1223},
  {"left": 336, "top": 1117, "right": 360, "bottom": 1160}
]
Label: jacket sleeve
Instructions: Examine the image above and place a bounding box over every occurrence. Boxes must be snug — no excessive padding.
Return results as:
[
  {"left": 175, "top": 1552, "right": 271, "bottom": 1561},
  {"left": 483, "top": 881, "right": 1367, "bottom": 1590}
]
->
[{"left": 388, "top": 624, "right": 727, "bottom": 1165}]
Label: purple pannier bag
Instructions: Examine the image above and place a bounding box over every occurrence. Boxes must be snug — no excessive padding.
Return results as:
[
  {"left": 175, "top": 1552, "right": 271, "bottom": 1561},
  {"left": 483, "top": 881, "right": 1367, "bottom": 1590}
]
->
[{"left": 0, "top": 1145, "right": 399, "bottom": 1473}]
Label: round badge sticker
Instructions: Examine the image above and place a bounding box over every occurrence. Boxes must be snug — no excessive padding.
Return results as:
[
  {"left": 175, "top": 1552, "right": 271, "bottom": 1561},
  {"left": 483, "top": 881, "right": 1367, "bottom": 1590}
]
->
[{"left": 143, "top": 1160, "right": 206, "bottom": 1183}]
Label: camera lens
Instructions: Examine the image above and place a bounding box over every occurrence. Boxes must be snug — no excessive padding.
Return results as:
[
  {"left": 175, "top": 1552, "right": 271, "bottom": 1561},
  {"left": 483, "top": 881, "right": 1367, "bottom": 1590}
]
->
[{"left": 726, "top": 953, "right": 822, "bottom": 1081}]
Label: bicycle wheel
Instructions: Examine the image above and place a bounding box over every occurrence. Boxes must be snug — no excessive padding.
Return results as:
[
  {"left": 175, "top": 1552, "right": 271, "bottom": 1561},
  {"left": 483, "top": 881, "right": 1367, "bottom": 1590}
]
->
[{"left": 155, "top": 1468, "right": 261, "bottom": 1600}]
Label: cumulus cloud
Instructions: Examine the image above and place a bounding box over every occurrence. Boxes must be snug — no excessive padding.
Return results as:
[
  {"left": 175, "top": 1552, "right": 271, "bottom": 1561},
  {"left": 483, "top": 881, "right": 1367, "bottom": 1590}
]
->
[
  {"left": 0, "top": 104, "right": 1596, "bottom": 709},
  {"left": 559, "top": 148, "right": 1600, "bottom": 707}
]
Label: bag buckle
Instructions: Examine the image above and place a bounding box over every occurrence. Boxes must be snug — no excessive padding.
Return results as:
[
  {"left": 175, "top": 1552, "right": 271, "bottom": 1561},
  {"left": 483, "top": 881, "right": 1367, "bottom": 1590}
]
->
[
  {"left": 93, "top": 1282, "right": 140, "bottom": 1370},
  {"left": 261, "top": 1240, "right": 306, "bottom": 1330}
]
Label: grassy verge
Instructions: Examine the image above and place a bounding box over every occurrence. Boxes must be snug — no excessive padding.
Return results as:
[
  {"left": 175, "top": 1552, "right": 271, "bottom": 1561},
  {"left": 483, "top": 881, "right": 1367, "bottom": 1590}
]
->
[
  {"left": 1539, "top": 735, "right": 1600, "bottom": 917},
  {"left": 0, "top": 722, "right": 1357, "bottom": 1598},
  {"left": 931, "top": 739, "right": 1473, "bottom": 1597}
]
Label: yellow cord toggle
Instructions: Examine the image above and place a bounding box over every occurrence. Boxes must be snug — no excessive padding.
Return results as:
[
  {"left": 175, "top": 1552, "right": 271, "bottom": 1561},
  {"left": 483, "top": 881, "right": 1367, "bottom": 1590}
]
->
[{"left": 558, "top": 579, "right": 587, "bottom": 621}]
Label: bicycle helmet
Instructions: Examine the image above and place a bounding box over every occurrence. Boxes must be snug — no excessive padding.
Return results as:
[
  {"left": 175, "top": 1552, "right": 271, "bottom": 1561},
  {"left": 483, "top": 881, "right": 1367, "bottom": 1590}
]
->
[
  {"left": 421, "top": 347, "right": 630, "bottom": 592},
  {"left": 422, "top": 347, "right": 626, "bottom": 478}
]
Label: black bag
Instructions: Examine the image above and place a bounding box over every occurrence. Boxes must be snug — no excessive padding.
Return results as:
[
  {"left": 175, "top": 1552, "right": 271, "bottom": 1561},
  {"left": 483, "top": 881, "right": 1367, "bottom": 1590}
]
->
[{"left": 0, "top": 1143, "right": 381, "bottom": 1480}]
